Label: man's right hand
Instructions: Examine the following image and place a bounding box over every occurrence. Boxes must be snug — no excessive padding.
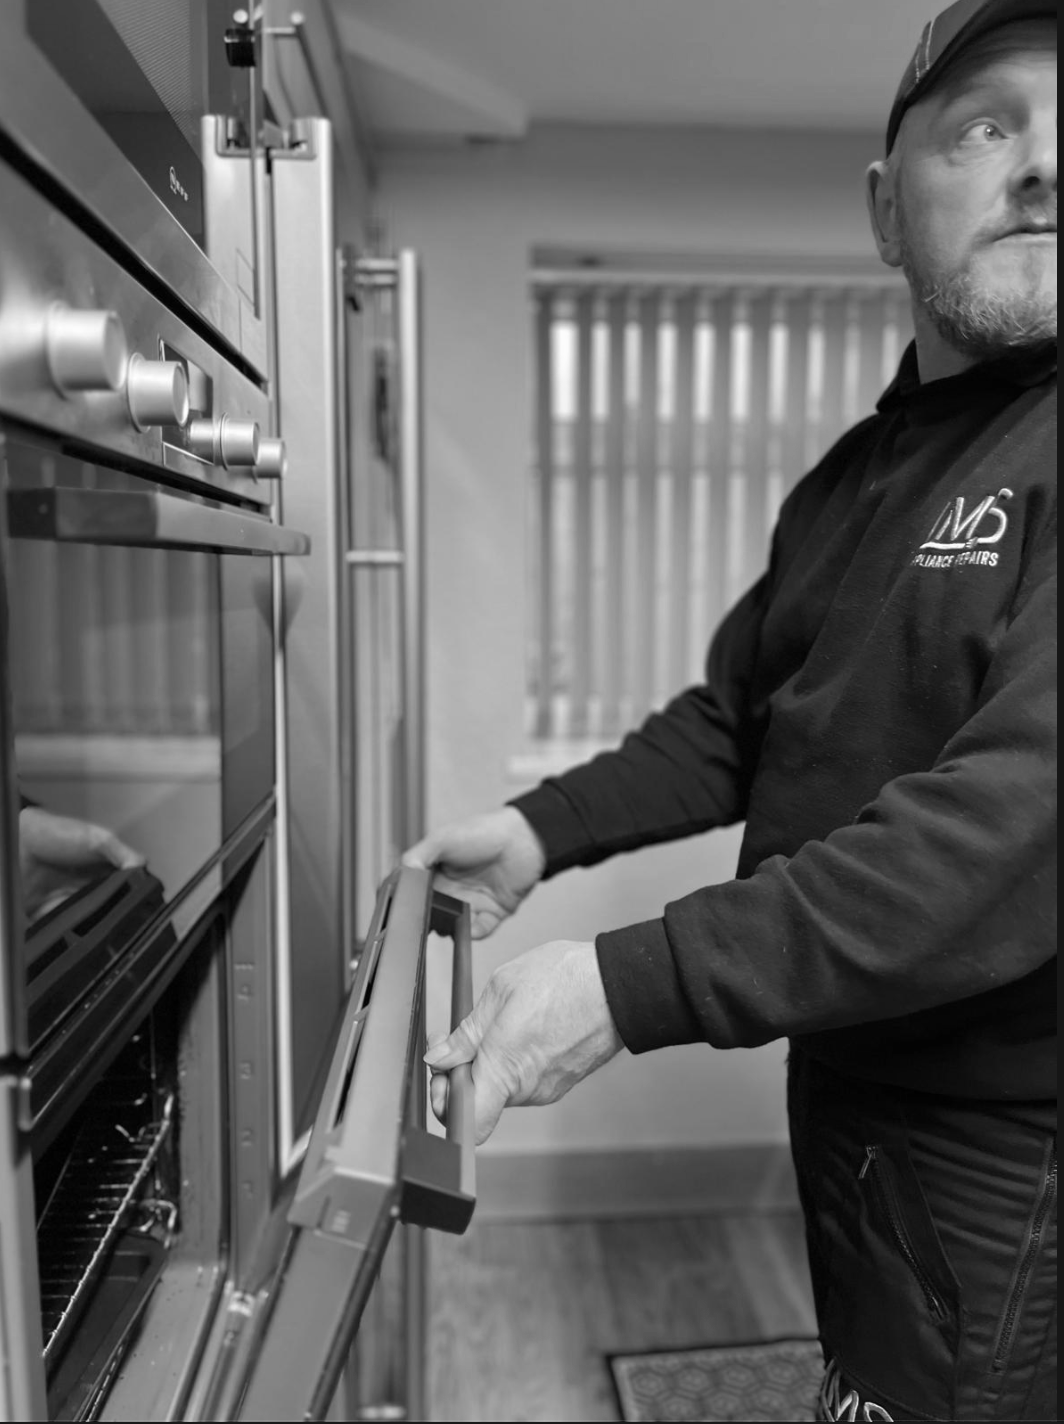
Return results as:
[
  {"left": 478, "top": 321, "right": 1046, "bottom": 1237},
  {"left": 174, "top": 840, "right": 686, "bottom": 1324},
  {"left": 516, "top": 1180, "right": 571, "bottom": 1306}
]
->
[{"left": 402, "top": 806, "right": 546, "bottom": 939}]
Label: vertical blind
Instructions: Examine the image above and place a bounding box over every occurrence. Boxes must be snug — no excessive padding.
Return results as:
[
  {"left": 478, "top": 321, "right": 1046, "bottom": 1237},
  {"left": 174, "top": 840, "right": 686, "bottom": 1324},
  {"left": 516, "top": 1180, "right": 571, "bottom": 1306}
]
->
[
  {"left": 528, "top": 275, "right": 914, "bottom": 742},
  {"left": 9, "top": 456, "right": 220, "bottom": 738}
]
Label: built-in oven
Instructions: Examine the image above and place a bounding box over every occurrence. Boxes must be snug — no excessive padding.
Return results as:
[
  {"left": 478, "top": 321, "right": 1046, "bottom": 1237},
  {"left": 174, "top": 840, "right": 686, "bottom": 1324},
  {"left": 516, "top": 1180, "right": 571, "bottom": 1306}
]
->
[
  {"left": 0, "top": 131, "right": 308, "bottom": 1419},
  {"left": 1, "top": 34, "right": 461, "bottom": 1416},
  {"left": 0, "top": 0, "right": 269, "bottom": 374}
]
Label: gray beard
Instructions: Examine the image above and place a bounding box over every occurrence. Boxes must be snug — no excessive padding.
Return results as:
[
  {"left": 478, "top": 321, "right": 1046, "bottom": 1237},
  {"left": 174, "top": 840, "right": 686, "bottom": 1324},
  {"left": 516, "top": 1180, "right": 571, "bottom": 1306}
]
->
[{"left": 899, "top": 234, "right": 1057, "bottom": 364}]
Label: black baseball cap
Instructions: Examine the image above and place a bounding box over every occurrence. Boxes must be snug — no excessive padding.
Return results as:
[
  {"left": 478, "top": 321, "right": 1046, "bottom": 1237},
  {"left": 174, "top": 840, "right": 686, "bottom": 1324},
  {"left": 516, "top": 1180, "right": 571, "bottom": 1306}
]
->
[{"left": 886, "top": 0, "right": 1058, "bottom": 153}]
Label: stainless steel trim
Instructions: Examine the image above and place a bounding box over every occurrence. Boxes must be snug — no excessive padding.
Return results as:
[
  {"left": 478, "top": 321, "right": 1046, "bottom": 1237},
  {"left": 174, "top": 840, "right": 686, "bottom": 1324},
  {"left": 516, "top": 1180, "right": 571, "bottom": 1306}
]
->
[
  {"left": 228, "top": 835, "right": 277, "bottom": 1285},
  {"left": 0, "top": 5, "right": 267, "bottom": 374},
  {"left": 0, "top": 1077, "right": 48, "bottom": 1421},
  {"left": 397, "top": 251, "right": 426, "bottom": 848},
  {"left": 262, "top": 1, "right": 376, "bottom": 187},
  {"left": 0, "top": 457, "right": 27, "bottom": 1061},
  {"left": 287, "top": 871, "right": 409, "bottom": 1242},
  {"left": 334, "top": 244, "right": 357, "bottom": 1002},
  {"left": 270, "top": 118, "right": 348, "bottom": 1163},
  {"left": 6, "top": 487, "right": 310, "bottom": 556},
  {"left": 200, "top": 112, "right": 268, "bottom": 372},
  {"left": 402, "top": 1224, "right": 427, "bottom": 1424},
  {"left": 236, "top": 1204, "right": 394, "bottom": 1422}
]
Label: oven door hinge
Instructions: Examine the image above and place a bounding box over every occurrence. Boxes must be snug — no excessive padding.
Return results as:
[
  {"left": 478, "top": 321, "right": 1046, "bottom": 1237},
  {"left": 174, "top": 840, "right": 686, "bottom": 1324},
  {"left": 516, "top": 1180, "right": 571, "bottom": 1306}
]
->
[{"left": 189, "top": 1286, "right": 262, "bottom": 1423}]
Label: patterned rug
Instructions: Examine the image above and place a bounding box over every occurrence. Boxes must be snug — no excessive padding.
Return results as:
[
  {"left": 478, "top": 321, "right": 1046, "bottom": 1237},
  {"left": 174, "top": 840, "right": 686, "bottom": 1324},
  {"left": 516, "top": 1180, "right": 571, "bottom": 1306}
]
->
[{"left": 608, "top": 1337, "right": 824, "bottom": 1423}]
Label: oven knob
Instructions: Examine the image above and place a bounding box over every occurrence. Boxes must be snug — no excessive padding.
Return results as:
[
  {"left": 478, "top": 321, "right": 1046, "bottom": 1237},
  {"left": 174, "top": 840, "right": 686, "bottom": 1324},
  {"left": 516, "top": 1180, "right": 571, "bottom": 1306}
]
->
[
  {"left": 45, "top": 304, "right": 128, "bottom": 396},
  {"left": 126, "top": 354, "right": 190, "bottom": 429},
  {"left": 186, "top": 415, "right": 261, "bottom": 467},
  {"left": 218, "top": 418, "right": 261, "bottom": 467},
  {"left": 255, "top": 437, "right": 287, "bottom": 479}
]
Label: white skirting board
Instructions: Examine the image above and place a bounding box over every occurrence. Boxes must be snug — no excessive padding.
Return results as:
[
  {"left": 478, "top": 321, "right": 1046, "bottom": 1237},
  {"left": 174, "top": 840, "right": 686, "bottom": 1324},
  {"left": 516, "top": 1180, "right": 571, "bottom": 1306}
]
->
[{"left": 473, "top": 1142, "right": 799, "bottom": 1222}]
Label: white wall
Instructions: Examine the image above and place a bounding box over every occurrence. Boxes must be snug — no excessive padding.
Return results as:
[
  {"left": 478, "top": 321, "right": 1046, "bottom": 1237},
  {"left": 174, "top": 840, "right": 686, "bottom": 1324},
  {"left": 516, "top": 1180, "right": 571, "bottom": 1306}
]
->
[{"left": 376, "top": 123, "right": 888, "bottom": 1156}]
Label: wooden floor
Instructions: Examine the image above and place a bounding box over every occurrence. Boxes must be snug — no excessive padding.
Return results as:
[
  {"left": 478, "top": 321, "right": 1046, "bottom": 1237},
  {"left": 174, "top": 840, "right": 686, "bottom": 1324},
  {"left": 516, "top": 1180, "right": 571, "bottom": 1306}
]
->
[{"left": 427, "top": 1211, "right": 817, "bottom": 1422}]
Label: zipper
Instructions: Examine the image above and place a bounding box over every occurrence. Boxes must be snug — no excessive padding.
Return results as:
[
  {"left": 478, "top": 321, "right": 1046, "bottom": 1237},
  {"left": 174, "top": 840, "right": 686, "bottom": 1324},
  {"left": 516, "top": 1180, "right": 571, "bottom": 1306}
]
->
[
  {"left": 859, "top": 1145, "right": 947, "bottom": 1322},
  {"left": 992, "top": 1145, "right": 1057, "bottom": 1373}
]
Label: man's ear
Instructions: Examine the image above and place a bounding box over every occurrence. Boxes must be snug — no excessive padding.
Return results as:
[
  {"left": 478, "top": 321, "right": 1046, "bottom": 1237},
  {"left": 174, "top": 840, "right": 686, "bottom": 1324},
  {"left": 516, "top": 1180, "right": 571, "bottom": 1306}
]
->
[{"left": 866, "top": 160, "right": 903, "bottom": 269}]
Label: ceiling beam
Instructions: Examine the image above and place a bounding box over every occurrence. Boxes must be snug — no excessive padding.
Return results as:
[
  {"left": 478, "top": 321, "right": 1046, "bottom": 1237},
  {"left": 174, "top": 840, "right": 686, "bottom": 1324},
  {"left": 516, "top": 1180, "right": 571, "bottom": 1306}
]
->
[{"left": 333, "top": 9, "right": 528, "bottom": 139}]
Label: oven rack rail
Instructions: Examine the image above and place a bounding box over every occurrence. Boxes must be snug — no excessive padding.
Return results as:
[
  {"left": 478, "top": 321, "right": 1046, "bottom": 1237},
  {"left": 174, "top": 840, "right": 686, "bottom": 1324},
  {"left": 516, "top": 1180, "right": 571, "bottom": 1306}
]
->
[{"left": 37, "top": 1084, "right": 174, "bottom": 1365}]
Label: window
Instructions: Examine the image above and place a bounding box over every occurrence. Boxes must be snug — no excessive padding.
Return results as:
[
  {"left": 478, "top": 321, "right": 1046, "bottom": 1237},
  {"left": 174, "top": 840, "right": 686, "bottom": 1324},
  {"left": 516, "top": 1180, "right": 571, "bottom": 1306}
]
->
[{"left": 526, "top": 263, "right": 913, "bottom": 749}]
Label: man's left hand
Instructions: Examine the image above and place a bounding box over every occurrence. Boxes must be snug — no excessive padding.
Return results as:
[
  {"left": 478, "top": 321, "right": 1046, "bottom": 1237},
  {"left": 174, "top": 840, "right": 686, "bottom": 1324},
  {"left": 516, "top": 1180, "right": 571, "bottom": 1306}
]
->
[
  {"left": 424, "top": 939, "right": 624, "bottom": 1145},
  {"left": 19, "top": 806, "right": 146, "bottom": 921}
]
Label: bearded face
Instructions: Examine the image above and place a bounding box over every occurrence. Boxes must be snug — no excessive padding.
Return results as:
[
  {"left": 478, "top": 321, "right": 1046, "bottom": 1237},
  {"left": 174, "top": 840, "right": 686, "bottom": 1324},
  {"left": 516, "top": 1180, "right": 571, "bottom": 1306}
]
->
[
  {"left": 871, "top": 19, "right": 1057, "bottom": 369},
  {"left": 895, "top": 177, "right": 1056, "bottom": 362}
]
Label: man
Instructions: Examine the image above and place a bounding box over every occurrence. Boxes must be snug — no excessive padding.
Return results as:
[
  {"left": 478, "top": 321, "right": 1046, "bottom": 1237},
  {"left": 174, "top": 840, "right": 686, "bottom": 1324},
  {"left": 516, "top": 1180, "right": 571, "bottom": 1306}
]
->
[{"left": 405, "top": 1, "right": 1057, "bottom": 1417}]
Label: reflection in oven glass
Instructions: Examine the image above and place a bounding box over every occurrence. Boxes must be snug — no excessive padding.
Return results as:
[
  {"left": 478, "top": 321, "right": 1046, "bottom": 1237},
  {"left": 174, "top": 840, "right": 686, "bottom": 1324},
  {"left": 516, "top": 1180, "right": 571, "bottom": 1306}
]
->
[{"left": 8, "top": 453, "right": 224, "bottom": 948}]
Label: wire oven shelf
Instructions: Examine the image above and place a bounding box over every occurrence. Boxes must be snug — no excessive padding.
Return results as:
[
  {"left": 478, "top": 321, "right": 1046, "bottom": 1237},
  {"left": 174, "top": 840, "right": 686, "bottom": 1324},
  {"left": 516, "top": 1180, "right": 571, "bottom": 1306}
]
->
[{"left": 37, "top": 1073, "right": 174, "bottom": 1367}]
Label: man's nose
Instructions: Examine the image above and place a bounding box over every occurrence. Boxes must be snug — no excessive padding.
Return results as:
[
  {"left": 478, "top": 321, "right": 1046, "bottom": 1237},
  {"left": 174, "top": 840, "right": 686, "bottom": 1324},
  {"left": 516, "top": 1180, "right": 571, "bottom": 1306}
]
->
[{"left": 1013, "top": 115, "right": 1057, "bottom": 201}]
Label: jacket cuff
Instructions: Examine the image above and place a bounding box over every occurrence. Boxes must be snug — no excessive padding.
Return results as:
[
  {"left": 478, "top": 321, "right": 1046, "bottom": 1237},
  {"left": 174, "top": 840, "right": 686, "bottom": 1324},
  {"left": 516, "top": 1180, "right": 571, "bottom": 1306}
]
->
[
  {"left": 595, "top": 916, "right": 703, "bottom": 1055},
  {"left": 507, "top": 784, "right": 595, "bottom": 878}
]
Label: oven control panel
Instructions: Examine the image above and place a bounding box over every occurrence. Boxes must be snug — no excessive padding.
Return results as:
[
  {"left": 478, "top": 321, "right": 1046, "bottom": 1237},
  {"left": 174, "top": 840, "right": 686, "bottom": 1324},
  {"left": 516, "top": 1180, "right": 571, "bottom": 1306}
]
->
[
  {"left": 0, "top": 160, "right": 285, "bottom": 503},
  {"left": 40, "top": 304, "right": 286, "bottom": 480}
]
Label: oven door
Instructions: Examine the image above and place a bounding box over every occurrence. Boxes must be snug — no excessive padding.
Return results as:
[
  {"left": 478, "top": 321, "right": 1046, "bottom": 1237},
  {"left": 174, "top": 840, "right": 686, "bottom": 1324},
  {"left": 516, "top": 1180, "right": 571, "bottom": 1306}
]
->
[
  {"left": 0, "top": 0, "right": 267, "bottom": 373},
  {"left": 191, "top": 867, "right": 476, "bottom": 1423},
  {"left": 0, "top": 432, "right": 309, "bottom": 1073}
]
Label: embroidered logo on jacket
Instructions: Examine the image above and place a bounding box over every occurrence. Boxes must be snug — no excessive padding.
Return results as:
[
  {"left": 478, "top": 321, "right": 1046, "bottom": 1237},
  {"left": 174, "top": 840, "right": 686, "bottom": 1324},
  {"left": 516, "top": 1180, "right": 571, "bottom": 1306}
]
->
[{"left": 911, "top": 487, "right": 1013, "bottom": 570}]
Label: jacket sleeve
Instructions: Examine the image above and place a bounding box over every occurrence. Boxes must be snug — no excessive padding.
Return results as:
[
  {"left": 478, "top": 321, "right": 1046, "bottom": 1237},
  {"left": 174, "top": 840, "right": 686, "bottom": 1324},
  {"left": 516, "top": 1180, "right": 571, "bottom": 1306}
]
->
[
  {"left": 596, "top": 546, "right": 1057, "bottom": 1053},
  {"left": 510, "top": 570, "right": 772, "bottom": 877}
]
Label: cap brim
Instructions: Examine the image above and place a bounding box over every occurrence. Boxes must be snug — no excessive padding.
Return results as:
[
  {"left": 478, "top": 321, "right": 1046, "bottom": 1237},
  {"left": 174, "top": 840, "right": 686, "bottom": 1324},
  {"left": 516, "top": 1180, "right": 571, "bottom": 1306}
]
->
[{"left": 886, "top": 0, "right": 1057, "bottom": 151}]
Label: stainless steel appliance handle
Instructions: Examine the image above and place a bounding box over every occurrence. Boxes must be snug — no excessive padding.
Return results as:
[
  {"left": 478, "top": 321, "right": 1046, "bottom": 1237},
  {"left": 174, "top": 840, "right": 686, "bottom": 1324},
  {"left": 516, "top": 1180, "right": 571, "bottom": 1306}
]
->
[
  {"left": 346, "top": 250, "right": 425, "bottom": 852},
  {"left": 6, "top": 488, "right": 310, "bottom": 556},
  {"left": 288, "top": 865, "right": 476, "bottom": 1242},
  {"left": 424, "top": 884, "right": 476, "bottom": 1206},
  {"left": 396, "top": 250, "right": 426, "bottom": 850}
]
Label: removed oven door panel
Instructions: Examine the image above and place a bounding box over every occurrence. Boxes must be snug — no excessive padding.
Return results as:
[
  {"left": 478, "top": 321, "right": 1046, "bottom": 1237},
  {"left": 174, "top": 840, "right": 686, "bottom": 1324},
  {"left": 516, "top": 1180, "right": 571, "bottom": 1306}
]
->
[{"left": 198, "top": 867, "right": 475, "bottom": 1423}]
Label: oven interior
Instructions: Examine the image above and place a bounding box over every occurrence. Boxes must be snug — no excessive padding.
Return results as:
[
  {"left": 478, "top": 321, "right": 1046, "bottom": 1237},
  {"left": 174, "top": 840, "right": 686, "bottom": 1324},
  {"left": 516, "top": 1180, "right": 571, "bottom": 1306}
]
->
[{"left": 31, "top": 912, "right": 228, "bottom": 1422}]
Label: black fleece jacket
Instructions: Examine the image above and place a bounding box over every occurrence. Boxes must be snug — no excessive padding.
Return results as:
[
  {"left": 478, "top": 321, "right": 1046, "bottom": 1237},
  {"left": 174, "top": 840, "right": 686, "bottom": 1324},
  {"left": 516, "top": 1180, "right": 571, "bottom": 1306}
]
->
[{"left": 512, "top": 343, "right": 1057, "bottom": 1101}]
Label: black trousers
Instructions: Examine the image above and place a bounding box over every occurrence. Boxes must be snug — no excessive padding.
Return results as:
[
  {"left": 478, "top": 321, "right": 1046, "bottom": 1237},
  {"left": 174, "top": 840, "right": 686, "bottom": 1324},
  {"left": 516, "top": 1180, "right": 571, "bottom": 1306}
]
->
[{"left": 787, "top": 1048, "right": 1057, "bottom": 1422}]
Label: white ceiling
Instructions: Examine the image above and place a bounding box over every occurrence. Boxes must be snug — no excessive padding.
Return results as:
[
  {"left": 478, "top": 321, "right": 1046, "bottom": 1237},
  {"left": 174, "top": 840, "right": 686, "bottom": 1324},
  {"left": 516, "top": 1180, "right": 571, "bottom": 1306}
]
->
[{"left": 336, "top": 0, "right": 940, "bottom": 143}]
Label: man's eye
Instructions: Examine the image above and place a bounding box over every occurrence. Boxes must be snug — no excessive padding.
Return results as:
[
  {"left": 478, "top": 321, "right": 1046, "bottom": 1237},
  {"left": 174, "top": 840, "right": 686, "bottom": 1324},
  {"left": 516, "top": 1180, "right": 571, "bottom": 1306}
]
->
[{"left": 960, "top": 120, "right": 1005, "bottom": 144}]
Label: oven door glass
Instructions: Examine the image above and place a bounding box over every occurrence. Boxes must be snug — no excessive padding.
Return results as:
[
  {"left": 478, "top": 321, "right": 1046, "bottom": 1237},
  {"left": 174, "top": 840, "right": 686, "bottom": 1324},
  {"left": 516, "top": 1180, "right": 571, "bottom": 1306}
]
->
[{"left": 3, "top": 432, "right": 275, "bottom": 1047}]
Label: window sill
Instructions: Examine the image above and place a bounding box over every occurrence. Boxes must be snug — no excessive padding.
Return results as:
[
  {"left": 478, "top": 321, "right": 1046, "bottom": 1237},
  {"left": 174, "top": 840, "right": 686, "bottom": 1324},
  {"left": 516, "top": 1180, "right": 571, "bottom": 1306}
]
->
[{"left": 505, "top": 739, "right": 620, "bottom": 788}]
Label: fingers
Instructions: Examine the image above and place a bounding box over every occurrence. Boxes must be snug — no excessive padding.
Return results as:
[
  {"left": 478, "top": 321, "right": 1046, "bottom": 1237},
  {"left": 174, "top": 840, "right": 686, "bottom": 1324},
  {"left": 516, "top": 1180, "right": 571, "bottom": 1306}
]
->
[
  {"left": 425, "top": 999, "right": 514, "bottom": 1144},
  {"left": 470, "top": 906, "right": 502, "bottom": 941},
  {"left": 401, "top": 831, "right": 444, "bottom": 869},
  {"left": 429, "top": 1070, "right": 449, "bottom": 1125},
  {"left": 97, "top": 831, "right": 146, "bottom": 870},
  {"left": 427, "top": 1050, "right": 509, "bottom": 1144},
  {"left": 423, "top": 1012, "right": 481, "bottom": 1069}
]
